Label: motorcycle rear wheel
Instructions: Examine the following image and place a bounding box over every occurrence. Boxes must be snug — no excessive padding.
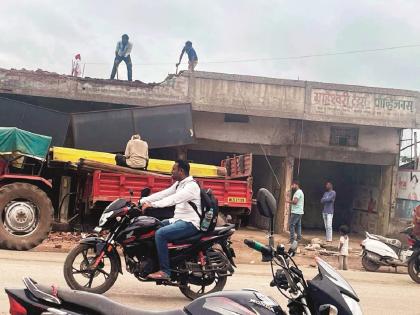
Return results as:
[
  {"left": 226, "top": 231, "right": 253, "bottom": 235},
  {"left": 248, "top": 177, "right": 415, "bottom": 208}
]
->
[
  {"left": 63, "top": 243, "right": 119, "bottom": 294},
  {"left": 408, "top": 256, "right": 420, "bottom": 284},
  {"left": 180, "top": 273, "right": 227, "bottom": 300},
  {"left": 362, "top": 254, "right": 380, "bottom": 272}
]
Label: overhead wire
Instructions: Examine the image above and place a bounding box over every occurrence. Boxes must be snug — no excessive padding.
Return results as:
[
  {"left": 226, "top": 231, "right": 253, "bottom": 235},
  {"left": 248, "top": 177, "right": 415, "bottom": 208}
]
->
[{"left": 81, "top": 43, "right": 420, "bottom": 67}]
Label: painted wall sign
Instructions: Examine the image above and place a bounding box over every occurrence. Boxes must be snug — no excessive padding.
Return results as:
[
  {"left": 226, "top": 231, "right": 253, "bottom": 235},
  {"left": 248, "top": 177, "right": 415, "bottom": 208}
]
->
[
  {"left": 397, "top": 171, "right": 420, "bottom": 201},
  {"left": 311, "top": 89, "right": 416, "bottom": 120}
]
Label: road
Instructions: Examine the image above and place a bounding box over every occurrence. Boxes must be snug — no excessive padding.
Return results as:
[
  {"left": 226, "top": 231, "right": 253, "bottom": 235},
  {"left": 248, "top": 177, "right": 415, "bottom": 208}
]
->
[{"left": 1, "top": 250, "right": 419, "bottom": 315}]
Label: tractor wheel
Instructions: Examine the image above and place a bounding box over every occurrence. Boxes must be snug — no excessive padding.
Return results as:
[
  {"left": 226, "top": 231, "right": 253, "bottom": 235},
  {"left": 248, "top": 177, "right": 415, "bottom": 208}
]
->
[{"left": 0, "top": 182, "right": 53, "bottom": 250}]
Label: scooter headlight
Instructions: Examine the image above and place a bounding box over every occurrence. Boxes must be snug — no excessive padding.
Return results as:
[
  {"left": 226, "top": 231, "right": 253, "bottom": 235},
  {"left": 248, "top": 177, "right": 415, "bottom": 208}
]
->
[{"left": 342, "top": 294, "right": 363, "bottom": 315}]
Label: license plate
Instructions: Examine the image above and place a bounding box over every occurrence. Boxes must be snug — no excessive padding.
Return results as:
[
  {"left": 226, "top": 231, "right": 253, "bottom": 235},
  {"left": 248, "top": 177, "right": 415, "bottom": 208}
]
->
[{"left": 228, "top": 197, "right": 247, "bottom": 203}]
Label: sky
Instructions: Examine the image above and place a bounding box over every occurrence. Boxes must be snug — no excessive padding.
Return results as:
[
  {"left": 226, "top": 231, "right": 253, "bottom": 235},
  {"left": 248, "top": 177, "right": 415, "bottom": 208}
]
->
[{"left": 1, "top": 0, "right": 420, "bottom": 90}]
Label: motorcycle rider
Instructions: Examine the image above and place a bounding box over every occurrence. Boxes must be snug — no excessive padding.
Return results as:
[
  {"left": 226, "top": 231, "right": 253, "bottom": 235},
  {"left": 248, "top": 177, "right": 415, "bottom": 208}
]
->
[{"left": 140, "top": 159, "right": 201, "bottom": 280}]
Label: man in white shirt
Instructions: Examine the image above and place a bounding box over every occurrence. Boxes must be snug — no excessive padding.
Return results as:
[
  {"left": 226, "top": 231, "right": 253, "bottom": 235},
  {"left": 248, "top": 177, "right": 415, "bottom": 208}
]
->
[
  {"left": 71, "top": 54, "right": 81, "bottom": 77},
  {"left": 140, "top": 160, "right": 201, "bottom": 280},
  {"left": 110, "top": 34, "right": 133, "bottom": 81},
  {"left": 115, "top": 134, "right": 149, "bottom": 169}
]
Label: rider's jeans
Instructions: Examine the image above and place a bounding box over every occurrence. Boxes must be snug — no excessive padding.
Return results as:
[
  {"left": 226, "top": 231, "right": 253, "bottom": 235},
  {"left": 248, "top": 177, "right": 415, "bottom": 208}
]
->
[{"left": 155, "top": 219, "right": 198, "bottom": 275}]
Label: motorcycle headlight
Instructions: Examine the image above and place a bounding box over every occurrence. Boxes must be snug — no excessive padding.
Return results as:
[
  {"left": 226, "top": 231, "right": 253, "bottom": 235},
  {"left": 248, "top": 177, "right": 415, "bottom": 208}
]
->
[
  {"left": 342, "top": 294, "right": 363, "bottom": 315},
  {"left": 99, "top": 211, "right": 113, "bottom": 227}
]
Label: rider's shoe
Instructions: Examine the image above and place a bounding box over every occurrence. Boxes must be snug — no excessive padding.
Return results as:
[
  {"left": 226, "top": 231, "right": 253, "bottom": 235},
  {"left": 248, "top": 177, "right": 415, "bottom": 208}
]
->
[{"left": 147, "top": 270, "right": 170, "bottom": 280}]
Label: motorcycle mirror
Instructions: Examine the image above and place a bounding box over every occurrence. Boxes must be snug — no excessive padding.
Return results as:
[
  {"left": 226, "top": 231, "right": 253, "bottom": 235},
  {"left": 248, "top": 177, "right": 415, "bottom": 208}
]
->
[
  {"left": 319, "top": 304, "right": 338, "bottom": 315},
  {"left": 140, "top": 187, "right": 151, "bottom": 198}
]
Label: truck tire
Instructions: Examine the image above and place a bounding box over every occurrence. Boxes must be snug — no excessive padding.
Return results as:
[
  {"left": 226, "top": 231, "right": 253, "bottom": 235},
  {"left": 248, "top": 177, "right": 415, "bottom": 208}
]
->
[{"left": 0, "top": 183, "right": 53, "bottom": 250}]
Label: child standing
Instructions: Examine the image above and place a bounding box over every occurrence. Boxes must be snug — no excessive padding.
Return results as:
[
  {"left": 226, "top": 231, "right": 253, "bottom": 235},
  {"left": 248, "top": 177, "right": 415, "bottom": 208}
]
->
[{"left": 338, "top": 225, "right": 349, "bottom": 270}]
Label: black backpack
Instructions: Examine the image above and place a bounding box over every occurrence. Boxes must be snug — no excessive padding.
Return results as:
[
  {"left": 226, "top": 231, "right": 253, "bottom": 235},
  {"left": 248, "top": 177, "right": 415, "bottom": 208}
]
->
[{"left": 188, "top": 181, "right": 219, "bottom": 232}]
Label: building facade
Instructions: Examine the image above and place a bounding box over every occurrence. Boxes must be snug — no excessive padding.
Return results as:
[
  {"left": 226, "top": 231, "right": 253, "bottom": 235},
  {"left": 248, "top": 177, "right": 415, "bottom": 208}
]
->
[{"left": 1, "top": 68, "right": 418, "bottom": 234}]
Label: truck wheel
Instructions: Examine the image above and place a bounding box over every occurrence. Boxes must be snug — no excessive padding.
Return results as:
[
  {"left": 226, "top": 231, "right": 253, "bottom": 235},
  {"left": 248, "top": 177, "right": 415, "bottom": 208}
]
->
[{"left": 0, "top": 183, "right": 53, "bottom": 250}]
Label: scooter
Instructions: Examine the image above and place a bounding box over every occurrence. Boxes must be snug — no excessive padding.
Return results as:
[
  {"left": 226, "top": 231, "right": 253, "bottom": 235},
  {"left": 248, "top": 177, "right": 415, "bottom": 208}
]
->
[
  {"left": 361, "top": 227, "right": 414, "bottom": 272},
  {"left": 5, "top": 188, "right": 362, "bottom": 315}
]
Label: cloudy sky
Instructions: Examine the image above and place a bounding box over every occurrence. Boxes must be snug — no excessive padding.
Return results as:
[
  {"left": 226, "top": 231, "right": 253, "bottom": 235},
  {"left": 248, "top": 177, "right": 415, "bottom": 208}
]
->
[{"left": 1, "top": 0, "right": 419, "bottom": 90}]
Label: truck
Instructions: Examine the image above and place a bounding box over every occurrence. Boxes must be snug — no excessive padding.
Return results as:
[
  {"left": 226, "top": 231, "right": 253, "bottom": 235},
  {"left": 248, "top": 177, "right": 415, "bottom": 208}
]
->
[{"left": 0, "top": 127, "right": 253, "bottom": 250}]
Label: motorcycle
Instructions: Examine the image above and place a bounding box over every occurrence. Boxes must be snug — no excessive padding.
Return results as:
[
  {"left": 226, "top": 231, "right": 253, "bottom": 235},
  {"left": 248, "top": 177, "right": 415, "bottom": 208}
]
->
[
  {"left": 407, "top": 228, "right": 420, "bottom": 284},
  {"left": 5, "top": 188, "right": 361, "bottom": 315},
  {"left": 62, "top": 188, "right": 237, "bottom": 299},
  {"left": 361, "top": 227, "right": 414, "bottom": 272}
]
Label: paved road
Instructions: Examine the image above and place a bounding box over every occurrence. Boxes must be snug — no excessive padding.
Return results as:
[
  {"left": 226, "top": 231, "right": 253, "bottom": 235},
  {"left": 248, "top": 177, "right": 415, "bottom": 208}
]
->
[{"left": 1, "top": 250, "right": 419, "bottom": 315}]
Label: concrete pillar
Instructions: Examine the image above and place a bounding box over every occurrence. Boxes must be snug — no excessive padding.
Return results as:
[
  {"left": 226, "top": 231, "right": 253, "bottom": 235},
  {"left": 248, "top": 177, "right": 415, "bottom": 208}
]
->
[
  {"left": 275, "top": 157, "right": 294, "bottom": 233},
  {"left": 377, "top": 165, "right": 397, "bottom": 235}
]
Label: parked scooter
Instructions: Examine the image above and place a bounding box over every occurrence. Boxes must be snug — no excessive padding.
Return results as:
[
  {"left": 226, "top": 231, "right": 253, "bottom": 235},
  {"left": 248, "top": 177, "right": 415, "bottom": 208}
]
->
[
  {"left": 361, "top": 227, "right": 414, "bottom": 272},
  {"left": 5, "top": 188, "right": 362, "bottom": 315}
]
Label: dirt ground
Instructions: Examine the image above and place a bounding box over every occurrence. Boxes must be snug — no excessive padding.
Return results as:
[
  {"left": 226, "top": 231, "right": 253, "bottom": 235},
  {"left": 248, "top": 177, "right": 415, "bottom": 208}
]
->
[{"left": 33, "top": 226, "right": 381, "bottom": 272}]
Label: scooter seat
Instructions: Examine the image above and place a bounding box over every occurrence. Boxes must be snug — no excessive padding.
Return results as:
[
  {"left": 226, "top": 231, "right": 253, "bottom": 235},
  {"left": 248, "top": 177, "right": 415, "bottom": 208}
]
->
[
  {"left": 372, "top": 234, "right": 402, "bottom": 248},
  {"left": 36, "top": 283, "right": 184, "bottom": 315},
  {"left": 171, "top": 224, "right": 235, "bottom": 245}
]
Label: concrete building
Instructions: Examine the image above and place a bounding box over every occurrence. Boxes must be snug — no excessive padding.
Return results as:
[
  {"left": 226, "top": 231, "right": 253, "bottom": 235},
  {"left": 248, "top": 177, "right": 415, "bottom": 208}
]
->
[{"left": 1, "top": 68, "right": 418, "bottom": 235}]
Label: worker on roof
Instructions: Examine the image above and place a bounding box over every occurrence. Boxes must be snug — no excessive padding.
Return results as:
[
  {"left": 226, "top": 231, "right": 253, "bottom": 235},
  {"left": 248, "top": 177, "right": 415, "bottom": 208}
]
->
[
  {"left": 115, "top": 134, "right": 148, "bottom": 169},
  {"left": 71, "top": 54, "right": 82, "bottom": 77},
  {"left": 110, "top": 34, "right": 133, "bottom": 81},
  {"left": 176, "top": 41, "right": 198, "bottom": 72}
]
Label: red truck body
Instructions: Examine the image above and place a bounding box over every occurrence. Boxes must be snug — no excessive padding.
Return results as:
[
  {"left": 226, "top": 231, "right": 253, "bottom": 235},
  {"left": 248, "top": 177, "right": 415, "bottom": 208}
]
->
[{"left": 90, "top": 170, "right": 253, "bottom": 212}]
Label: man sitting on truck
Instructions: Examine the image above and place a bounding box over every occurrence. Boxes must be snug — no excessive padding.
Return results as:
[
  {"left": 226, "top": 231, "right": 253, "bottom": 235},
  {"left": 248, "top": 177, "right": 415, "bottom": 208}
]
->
[
  {"left": 115, "top": 134, "right": 149, "bottom": 169},
  {"left": 140, "top": 160, "right": 201, "bottom": 280}
]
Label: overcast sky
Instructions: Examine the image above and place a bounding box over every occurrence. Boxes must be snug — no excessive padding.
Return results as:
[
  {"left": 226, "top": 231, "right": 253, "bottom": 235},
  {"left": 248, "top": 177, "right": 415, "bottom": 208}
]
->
[{"left": 1, "top": 0, "right": 419, "bottom": 90}]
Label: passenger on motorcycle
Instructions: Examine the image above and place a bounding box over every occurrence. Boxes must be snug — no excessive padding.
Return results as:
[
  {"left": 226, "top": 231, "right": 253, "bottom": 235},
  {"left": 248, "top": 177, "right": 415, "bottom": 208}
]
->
[{"left": 140, "top": 159, "right": 201, "bottom": 280}]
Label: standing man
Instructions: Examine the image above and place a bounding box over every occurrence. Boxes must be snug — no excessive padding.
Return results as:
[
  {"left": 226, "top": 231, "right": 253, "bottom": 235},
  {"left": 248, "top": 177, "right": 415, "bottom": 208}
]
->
[
  {"left": 110, "top": 34, "right": 133, "bottom": 81},
  {"left": 286, "top": 180, "right": 304, "bottom": 243},
  {"left": 176, "top": 41, "right": 198, "bottom": 72},
  {"left": 321, "top": 181, "right": 336, "bottom": 242},
  {"left": 140, "top": 160, "right": 201, "bottom": 280},
  {"left": 71, "top": 54, "right": 82, "bottom": 77},
  {"left": 115, "top": 134, "right": 148, "bottom": 169}
]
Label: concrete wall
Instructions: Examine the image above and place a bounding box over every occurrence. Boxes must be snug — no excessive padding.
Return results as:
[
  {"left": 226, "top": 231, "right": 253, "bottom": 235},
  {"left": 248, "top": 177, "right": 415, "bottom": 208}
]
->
[
  {"left": 300, "top": 121, "right": 399, "bottom": 154},
  {"left": 193, "top": 112, "right": 292, "bottom": 146},
  {"left": 1, "top": 68, "right": 419, "bottom": 128}
]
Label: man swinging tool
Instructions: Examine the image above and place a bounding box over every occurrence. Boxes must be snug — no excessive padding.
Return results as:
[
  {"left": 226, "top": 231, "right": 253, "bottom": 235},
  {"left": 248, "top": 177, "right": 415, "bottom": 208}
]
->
[
  {"left": 110, "top": 34, "right": 133, "bottom": 81},
  {"left": 176, "top": 41, "right": 198, "bottom": 72}
]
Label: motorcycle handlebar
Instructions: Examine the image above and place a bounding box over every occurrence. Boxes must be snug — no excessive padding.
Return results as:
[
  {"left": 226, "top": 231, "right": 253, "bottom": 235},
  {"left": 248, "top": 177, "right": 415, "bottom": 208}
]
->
[{"left": 244, "top": 239, "right": 272, "bottom": 256}]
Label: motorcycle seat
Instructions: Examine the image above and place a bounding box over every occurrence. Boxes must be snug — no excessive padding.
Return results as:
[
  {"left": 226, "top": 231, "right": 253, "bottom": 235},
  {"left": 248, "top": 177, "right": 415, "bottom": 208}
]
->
[
  {"left": 171, "top": 224, "right": 235, "bottom": 245},
  {"left": 36, "top": 283, "right": 185, "bottom": 315},
  {"left": 372, "top": 234, "right": 402, "bottom": 248}
]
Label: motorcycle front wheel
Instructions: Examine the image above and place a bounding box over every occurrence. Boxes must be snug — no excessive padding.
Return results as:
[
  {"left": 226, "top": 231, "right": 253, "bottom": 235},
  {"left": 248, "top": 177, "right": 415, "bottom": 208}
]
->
[
  {"left": 63, "top": 243, "right": 119, "bottom": 294},
  {"left": 408, "top": 255, "right": 420, "bottom": 284}
]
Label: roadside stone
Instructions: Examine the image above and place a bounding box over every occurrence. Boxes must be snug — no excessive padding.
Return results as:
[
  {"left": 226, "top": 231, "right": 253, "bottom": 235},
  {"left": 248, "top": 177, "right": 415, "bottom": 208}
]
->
[{"left": 311, "top": 238, "right": 324, "bottom": 246}]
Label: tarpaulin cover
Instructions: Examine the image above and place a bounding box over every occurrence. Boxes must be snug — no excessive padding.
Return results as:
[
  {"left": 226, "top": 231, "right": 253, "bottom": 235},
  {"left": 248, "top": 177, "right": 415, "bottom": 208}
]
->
[{"left": 0, "top": 127, "right": 52, "bottom": 160}]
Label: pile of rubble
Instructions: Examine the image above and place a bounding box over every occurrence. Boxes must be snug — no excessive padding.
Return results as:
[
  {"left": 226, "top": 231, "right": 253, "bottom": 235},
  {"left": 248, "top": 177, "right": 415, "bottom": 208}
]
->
[{"left": 304, "top": 238, "right": 342, "bottom": 256}]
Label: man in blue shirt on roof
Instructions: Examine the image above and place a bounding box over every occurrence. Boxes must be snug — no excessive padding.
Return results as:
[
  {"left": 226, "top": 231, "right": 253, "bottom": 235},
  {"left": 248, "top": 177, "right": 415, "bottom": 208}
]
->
[{"left": 176, "top": 41, "right": 198, "bottom": 71}]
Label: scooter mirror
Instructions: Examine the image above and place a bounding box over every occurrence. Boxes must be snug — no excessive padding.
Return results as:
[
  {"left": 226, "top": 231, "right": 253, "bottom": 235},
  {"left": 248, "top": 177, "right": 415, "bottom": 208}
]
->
[{"left": 319, "top": 304, "right": 338, "bottom": 315}]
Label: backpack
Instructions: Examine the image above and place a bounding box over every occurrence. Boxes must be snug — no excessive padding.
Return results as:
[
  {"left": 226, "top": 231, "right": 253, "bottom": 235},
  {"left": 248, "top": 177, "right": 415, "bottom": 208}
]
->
[{"left": 188, "top": 181, "right": 219, "bottom": 233}]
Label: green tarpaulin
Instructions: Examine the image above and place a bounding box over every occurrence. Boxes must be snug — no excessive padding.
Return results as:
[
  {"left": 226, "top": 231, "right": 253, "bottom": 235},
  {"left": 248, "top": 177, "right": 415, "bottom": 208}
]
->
[{"left": 0, "top": 127, "right": 52, "bottom": 161}]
